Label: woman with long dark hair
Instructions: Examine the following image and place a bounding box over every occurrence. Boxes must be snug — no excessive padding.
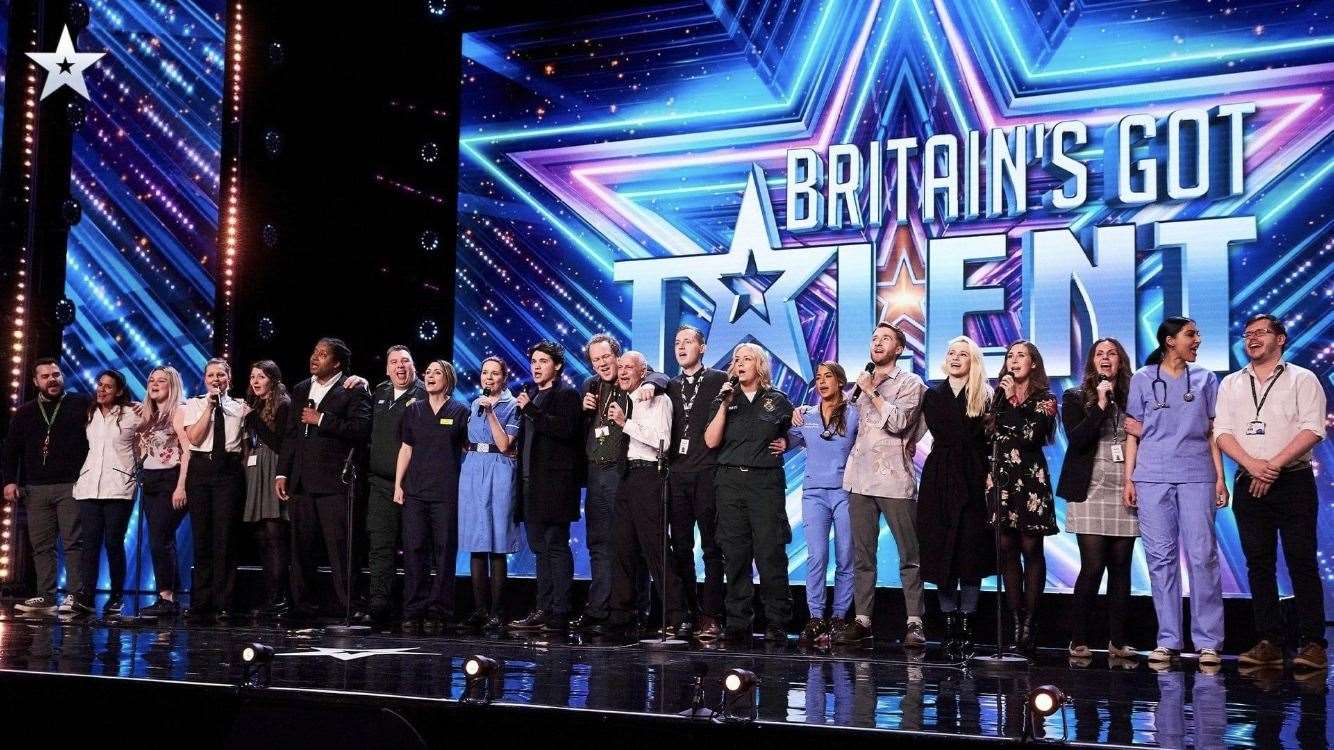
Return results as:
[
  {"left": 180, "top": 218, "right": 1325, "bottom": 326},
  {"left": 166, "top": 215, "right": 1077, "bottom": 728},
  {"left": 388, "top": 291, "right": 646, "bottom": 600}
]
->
[
  {"left": 988, "top": 340, "right": 1058, "bottom": 653},
  {"left": 786, "top": 361, "right": 858, "bottom": 644},
  {"left": 135, "top": 366, "right": 190, "bottom": 618},
  {"left": 1123, "top": 316, "right": 1227, "bottom": 668},
  {"left": 1058, "top": 338, "right": 1138, "bottom": 658},
  {"left": 244, "top": 360, "right": 293, "bottom": 617},
  {"left": 918, "top": 336, "right": 995, "bottom": 658},
  {"left": 73, "top": 370, "right": 140, "bottom": 618}
]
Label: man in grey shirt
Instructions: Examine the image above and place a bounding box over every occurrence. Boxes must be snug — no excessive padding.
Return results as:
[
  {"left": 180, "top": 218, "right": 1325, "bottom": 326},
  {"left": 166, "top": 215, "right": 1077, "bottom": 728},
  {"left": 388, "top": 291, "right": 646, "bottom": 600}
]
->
[{"left": 834, "top": 322, "right": 927, "bottom": 647}]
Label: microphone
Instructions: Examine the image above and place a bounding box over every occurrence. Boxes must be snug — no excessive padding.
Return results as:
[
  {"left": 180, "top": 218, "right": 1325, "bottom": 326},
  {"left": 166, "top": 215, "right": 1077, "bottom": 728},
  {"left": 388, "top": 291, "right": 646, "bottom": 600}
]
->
[
  {"left": 990, "top": 371, "right": 1014, "bottom": 414},
  {"left": 849, "top": 362, "right": 875, "bottom": 401},
  {"left": 304, "top": 398, "right": 316, "bottom": 438},
  {"left": 1096, "top": 374, "right": 1111, "bottom": 383},
  {"left": 658, "top": 439, "right": 667, "bottom": 476},
  {"left": 728, "top": 375, "right": 739, "bottom": 388},
  {"left": 340, "top": 446, "right": 356, "bottom": 485},
  {"left": 477, "top": 386, "right": 491, "bottom": 417}
]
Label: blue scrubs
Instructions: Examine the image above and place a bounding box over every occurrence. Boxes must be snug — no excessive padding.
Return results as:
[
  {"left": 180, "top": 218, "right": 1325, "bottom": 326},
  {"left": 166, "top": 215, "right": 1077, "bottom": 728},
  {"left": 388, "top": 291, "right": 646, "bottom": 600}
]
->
[
  {"left": 788, "top": 403, "right": 859, "bottom": 620},
  {"left": 458, "top": 392, "right": 521, "bottom": 553},
  {"left": 1127, "top": 363, "right": 1223, "bottom": 651}
]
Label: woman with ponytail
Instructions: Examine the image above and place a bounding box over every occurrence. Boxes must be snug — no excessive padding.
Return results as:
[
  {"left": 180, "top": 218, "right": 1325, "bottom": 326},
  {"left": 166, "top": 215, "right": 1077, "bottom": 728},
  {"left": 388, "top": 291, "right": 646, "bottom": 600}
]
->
[
  {"left": 785, "top": 362, "right": 859, "bottom": 644},
  {"left": 1123, "top": 316, "right": 1228, "bottom": 668}
]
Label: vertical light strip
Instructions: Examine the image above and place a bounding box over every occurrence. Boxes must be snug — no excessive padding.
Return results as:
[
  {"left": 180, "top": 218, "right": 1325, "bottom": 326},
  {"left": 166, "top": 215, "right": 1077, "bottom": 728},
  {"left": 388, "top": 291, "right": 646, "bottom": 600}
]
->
[{"left": 219, "top": 1, "right": 243, "bottom": 360}]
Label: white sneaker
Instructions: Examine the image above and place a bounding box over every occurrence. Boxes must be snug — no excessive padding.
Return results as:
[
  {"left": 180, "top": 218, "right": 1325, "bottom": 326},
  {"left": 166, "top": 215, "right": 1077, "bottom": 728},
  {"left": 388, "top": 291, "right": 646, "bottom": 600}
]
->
[
  {"left": 56, "top": 595, "right": 75, "bottom": 614},
  {"left": 15, "top": 595, "right": 58, "bottom": 614},
  {"left": 1148, "top": 646, "right": 1178, "bottom": 664},
  {"left": 1198, "top": 648, "right": 1222, "bottom": 666}
]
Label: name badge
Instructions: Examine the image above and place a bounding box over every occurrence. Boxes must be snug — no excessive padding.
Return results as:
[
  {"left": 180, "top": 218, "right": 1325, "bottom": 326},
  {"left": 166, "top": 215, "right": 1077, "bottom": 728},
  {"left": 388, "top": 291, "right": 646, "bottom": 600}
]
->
[
  {"left": 1110, "top": 443, "right": 1124, "bottom": 463},
  {"left": 595, "top": 426, "right": 610, "bottom": 439},
  {"left": 678, "top": 438, "right": 690, "bottom": 455},
  {"left": 1245, "top": 421, "right": 1266, "bottom": 436},
  {"left": 247, "top": 454, "right": 258, "bottom": 467},
  {"left": 440, "top": 418, "right": 455, "bottom": 426}
]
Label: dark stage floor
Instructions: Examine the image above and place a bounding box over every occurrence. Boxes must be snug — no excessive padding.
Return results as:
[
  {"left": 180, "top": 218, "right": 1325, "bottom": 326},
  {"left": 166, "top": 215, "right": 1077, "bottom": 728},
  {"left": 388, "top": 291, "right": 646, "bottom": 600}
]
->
[{"left": 0, "top": 597, "right": 1329, "bottom": 748}]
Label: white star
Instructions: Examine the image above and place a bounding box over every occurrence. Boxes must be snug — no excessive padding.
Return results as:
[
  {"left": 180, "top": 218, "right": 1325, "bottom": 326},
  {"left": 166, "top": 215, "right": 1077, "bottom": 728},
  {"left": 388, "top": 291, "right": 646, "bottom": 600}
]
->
[
  {"left": 26, "top": 26, "right": 105, "bottom": 101},
  {"left": 275, "top": 646, "right": 437, "bottom": 662}
]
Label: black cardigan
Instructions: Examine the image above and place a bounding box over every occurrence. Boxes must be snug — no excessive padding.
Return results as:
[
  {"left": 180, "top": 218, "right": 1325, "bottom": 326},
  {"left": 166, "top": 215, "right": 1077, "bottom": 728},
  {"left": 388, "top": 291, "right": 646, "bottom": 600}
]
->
[{"left": 1056, "top": 387, "right": 1122, "bottom": 502}]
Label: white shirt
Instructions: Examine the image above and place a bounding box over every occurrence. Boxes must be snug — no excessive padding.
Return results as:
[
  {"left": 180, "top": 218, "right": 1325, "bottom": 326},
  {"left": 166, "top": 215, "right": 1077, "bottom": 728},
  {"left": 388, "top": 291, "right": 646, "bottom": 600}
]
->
[
  {"left": 182, "top": 395, "right": 246, "bottom": 453},
  {"left": 1215, "top": 360, "right": 1325, "bottom": 468},
  {"left": 309, "top": 373, "right": 341, "bottom": 409},
  {"left": 622, "top": 392, "right": 673, "bottom": 462},
  {"left": 73, "top": 406, "right": 142, "bottom": 500}
]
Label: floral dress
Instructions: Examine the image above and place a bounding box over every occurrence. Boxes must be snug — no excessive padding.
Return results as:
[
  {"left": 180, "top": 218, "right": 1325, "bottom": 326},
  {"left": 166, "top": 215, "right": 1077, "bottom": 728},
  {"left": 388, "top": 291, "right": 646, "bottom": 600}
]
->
[{"left": 988, "top": 389, "right": 1058, "bottom": 535}]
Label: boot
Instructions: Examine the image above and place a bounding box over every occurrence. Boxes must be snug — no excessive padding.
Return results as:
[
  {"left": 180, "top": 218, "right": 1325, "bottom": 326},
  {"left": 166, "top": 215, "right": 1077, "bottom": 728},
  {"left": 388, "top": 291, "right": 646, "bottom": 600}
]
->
[
  {"left": 1020, "top": 610, "right": 1037, "bottom": 654},
  {"left": 1009, "top": 608, "right": 1027, "bottom": 653},
  {"left": 942, "top": 612, "right": 959, "bottom": 657},
  {"left": 957, "top": 612, "right": 974, "bottom": 658}
]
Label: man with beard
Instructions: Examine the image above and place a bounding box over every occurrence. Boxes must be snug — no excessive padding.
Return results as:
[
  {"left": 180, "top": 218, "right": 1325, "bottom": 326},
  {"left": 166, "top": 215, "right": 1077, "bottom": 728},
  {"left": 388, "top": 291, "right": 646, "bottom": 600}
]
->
[{"left": 2, "top": 358, "right": 92, "bottom": 615}]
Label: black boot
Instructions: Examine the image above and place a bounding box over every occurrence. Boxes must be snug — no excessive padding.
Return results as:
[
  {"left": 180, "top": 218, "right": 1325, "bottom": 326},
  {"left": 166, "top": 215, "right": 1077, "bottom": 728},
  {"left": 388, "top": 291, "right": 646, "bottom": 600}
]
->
[
  {"left": 1009, "top": 608, "right": 1027, "bottom": 653},
  {"left": 957, "top": 613, "right": 974, "bottom": 658},
  {"left": 1020, "top": 610, "right": 1037, "bottom": 653},
  {"left": 942, "top": 612, "right": 959, "bottom": 657}
]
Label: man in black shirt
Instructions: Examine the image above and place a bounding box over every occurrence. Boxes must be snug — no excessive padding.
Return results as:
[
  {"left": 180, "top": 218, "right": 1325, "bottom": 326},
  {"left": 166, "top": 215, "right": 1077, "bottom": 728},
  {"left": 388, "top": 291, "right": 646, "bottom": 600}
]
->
[
  {"left": 365, "top": 345, "right": 426, "bottom": 626},
  {"left": 664, "top": 325, "right": 728, "bottom": 639},
  {"left": 2, "top": 358, "right": 92, "bottom": 615}
]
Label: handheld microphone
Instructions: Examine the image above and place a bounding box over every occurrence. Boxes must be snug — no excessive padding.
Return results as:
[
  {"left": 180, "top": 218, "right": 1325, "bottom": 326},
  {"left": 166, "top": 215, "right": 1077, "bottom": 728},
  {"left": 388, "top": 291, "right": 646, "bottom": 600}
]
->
[
  {"left": 1096, "top": 373, "right": 1111, "bottom": 383},
  {"left": 477, "top": 386, "right": 491, "bottom": 417},
  {"left": 304, "top": 398, "right": 316, "bottom": 438},
  {"left": 728, "top": 375, "right": 739, "bottom": 388},
  {"left": 990, "top": 372, "right": 1014, "bottom": 414},
  {"left": 849, "top": 362, "right": 875, "bottom": 401}
]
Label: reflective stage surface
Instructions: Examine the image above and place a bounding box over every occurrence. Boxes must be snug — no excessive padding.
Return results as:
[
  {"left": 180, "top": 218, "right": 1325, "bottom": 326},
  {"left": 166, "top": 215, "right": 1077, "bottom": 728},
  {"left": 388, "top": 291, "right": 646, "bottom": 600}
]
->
[{"left": 0, "top": 604, "right": 1328, "bottom": 748}]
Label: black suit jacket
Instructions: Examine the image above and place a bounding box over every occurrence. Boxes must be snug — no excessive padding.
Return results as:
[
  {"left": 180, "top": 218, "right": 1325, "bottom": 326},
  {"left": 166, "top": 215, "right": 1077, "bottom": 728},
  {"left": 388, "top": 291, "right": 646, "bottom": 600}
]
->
[
  {"left": 1056, "top": 387, "right": 1120, "bottom": 503},
  {"left": 515, "top": 381, "right": 584, "bottom": 524},
  {"left": 277, "top": 373, "right": 373, "bottom": 496}
]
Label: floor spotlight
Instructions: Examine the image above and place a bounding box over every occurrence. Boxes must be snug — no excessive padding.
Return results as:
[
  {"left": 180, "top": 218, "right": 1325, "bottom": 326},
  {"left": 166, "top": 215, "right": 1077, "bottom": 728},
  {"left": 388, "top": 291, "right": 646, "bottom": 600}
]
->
[
  {"left": 462, "top": 655, "right": 498, "bottom": 704},
  {"left": 718, "top": 668, "right": 757, "bottom": 723},
  {"left": 239, "top": 643, "right": 274, "bottom": 688},
  {"left": 1024, "top": 684, "right": 1070, "bottom": 741}
]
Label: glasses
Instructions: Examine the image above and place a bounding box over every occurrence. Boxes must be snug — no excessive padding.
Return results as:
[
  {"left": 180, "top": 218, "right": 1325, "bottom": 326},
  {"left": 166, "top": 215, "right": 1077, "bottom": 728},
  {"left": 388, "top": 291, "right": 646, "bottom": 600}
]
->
[{"left": 1240, "top": 329, "right": 1275, "bottom": 340}]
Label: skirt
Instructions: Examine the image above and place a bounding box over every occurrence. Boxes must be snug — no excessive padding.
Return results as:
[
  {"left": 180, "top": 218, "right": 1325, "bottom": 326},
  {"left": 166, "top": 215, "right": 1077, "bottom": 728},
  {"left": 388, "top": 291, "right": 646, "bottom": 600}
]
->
[{"left": 243, "top": 443, "right": 286, "bottom": 522}]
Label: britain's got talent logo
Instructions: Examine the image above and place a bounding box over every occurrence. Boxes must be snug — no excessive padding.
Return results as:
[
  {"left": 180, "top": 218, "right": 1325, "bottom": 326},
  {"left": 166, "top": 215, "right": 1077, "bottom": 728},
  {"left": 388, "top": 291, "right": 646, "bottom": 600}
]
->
[{"left": 614, "top": 105, "right": 1259, "bottom": 381}]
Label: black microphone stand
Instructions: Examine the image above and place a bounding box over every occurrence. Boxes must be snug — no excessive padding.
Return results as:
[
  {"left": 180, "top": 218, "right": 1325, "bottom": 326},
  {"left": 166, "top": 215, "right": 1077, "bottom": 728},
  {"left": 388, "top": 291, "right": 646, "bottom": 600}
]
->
[
  {"left": 642, "top": 438, "right": 686, "bottom": 650},
  {"left": 970, "top": 402, "right": 1027, "bottom": 671},
  {"left": 326, "top": 447, "right": 369, "bottom": 636}
]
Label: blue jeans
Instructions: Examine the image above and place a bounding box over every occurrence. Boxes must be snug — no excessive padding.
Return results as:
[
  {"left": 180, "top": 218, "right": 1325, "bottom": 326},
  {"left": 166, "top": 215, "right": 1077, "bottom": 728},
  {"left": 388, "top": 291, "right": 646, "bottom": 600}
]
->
[{"left": 802, "top": 487, "right": 853, "bottom": 619}]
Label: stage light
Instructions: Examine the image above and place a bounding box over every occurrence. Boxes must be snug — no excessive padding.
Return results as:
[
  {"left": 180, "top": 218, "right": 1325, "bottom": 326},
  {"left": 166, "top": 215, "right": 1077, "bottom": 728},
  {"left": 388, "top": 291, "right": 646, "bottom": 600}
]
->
[
  {"left": 462, "top": 655, "right": 497, "bottom": 704},
  {"left": 718, "top": 668, "right": 757, "bottom": 723},
  {"left": 256, "top": 316, "right": 276, "bottom": 342},
  {"left": 54, "top": 298, "right": 76, "bottom": 328},
  {"left": 61, "top": 198, "right": 82, "bottom": 226},
  {"left": 267, "top": 40, "right": 285, "bottom": 66},
  {"left": 418, "top": 229, "right": 439, "bottom": 253},
  {"left": 419, "top": 142, "right": 440, "bottom": 164},
  {"left": 417, "top": 319, "right": 439, "bottom": 342},
  {"left": 261, "top": 223, "right": 278, "bottom": 248},
  {"left": 264, "top": 130, "right": 283, "bottom": 158},
  {"left": 1027, "top": 684, "right": 1067, "bottom": 717},
  {"left": 219, "top": 0, "right": 245, "bottom": 361},
  {"left": 239, "top": 642, "right": 274, "bottom": 688}
]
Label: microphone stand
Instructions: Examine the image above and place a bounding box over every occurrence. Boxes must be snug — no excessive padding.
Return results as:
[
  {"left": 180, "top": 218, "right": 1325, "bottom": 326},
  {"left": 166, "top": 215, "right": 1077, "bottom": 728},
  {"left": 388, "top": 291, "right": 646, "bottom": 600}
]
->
[
  {"left": 970, "top": 404, "right": 1028, "bottom": 671},
  {"left": 642, "top": 438, "right": 686, "bottom": 650},
  {"left": 326, "top": 447, "right": 370, "bottom": 636}
]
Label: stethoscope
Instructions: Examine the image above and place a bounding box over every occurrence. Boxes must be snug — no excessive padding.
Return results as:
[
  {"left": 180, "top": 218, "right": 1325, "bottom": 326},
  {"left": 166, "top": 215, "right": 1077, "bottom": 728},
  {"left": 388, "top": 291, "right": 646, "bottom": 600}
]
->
[{"left": 1150, "top": 363, "right": 1195, "bottom": 410}]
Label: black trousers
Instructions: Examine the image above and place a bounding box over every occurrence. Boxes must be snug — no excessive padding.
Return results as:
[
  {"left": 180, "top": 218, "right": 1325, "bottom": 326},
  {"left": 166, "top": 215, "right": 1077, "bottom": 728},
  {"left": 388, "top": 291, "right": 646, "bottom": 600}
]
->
[
  {"left": 610, "top": 466, "right": 686, "bottom": 625},
  {"left": 669, "top": 468, "right": 724, "bottom": 620},
  {"left": 78, "top": 498, "right": 133, "bottom": 597},
  {"left": 525, "top": 520, "right": 572, "bottom": 617},
  {"left": 715, "top": 466, "right": 792, "bottom": 630},
  {"left": 291, "top": 490, "right": 353, "bottom": 612},
  {"left": 141, "top": 467, "right": 186, "bottom": 593},
  {"left": 366, "top": 476, "right": 402, "bottom": 611},
  {"left": 186, "top": 453, "right": 243, "bottom": 612},
  {"left": 254, "top": 517, "right": 291, "bottom": 605},
  {"left": 1234, "top": 467, "right": 1326, "bottom": 646},
  {"left": 402, "top": 493, "right": 458, "bottom": 619}
]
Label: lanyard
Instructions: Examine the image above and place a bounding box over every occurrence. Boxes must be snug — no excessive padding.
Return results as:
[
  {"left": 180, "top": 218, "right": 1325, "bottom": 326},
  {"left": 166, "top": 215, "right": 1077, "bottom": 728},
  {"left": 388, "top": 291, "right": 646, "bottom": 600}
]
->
[
  {"left": 1247, "top": 365, "right": 1284, "bottom": 420},
  {"left": 679, "top": 371, "right": 702, "bottom": 435},
  {"left": 37, "top": 395, "right": 64, "bottom": 466}
]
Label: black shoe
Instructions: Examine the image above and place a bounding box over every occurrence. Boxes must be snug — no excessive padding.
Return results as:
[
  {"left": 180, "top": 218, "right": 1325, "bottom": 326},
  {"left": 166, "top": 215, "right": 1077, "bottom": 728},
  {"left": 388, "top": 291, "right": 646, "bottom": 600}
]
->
[
  {"left": 484, "top": 614, "right": 504, "bottom": 631},
  {"left": 833, "top": 620, "right": 872, "bottom": 646},
  {"left": 215, "top": 610, "right": 233, "bottom": 625},
  {"left": 402, "top": 617, "right": 424, "bottom": 636},
  {"left": 1019, "top": 610, "right": 1037, "bottom": 653},
  {"left": 462, "top": 609, "right": 489, "bottom": 630},
  {"left": 540, "top": 615, "right": 569, "bottom": 633},
  {"left": 422, "top": 617, "right": 444, "bottom": 635},
  {"left": 508, "top": 610, "right": 548, "bottom": 630},
  {"left": 267, "top": 598, "right": 292, "bottom": 619},
  {"left": 567, "top": 612, "right": 604, "bottom": 630},
  {"left": 765, "top": 625, "right": 789, "bottom": 644},
  {"left": 140, "top": 598, "right": 179, "bottom": 618},
  {"left": 957, "top": 613, "right": 975, "bottom": 658},
  {"left": 587, "top": 620, "right": 630, "bottom": 638},
  {"left": 675, "top": 621, "right": 694, "bottom": 640},
  {"left": 942, "top": 612, "right": 959, "bottom": 656},
  {"left": 1009, "top": 609, "right": 1027, "bottom": 652},
  {"left": 102, "top": 595, "right": 125, "bottom": 619}
]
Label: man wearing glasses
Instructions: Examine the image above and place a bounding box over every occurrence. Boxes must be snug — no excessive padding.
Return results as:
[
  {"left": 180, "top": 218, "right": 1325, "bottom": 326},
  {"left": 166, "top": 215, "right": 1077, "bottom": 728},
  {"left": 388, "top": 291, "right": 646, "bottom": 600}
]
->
[{"left": 1215, "top": 314, "right": 1326, "bottom": 670}]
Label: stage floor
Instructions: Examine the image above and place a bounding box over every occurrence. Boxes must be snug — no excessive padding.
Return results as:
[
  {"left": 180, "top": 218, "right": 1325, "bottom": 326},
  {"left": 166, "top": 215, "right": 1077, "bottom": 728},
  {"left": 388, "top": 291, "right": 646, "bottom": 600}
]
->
[{"left": 0, "top": 601, "right": 1328, "bottom": 748}]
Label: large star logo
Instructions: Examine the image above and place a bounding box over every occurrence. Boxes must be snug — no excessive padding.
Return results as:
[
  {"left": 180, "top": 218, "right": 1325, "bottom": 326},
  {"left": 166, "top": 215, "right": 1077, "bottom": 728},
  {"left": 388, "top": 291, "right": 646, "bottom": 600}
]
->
[
  {"left": 275, "top": 646, "right": 437, "bottom": 662},
  {"left": 26, "top": 26, "right": 105, "bottom": 101}
]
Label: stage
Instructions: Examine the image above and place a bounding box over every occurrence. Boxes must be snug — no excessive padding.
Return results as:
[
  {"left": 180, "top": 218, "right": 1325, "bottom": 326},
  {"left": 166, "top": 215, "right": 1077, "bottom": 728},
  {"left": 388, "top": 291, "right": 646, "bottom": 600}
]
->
[{"left": 1, "top": 597, "right": 1328, "bottom": 748}]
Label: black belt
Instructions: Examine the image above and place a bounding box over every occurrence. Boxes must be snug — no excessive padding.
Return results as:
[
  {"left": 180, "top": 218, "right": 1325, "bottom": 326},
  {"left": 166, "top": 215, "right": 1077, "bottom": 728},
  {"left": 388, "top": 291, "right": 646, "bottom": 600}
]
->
[
  {"left": 719, "top": 464, "right": 778, "bottom": 473},
  {"left": 626, "top": 459, "right": 658, "bottom": 471},
  {"left": 189, "top": 450, "right": 242, "bottom": 461}
]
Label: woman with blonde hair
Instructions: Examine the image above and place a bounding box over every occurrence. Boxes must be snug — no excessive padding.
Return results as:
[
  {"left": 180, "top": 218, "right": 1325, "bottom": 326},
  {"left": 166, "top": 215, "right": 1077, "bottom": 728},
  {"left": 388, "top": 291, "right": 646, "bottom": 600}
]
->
[
  {"left": 136, "top": 366, "right": 191, "bottom": 618},
  {"left": 916, "top": 337, "right": 996, "bottom": 657}
]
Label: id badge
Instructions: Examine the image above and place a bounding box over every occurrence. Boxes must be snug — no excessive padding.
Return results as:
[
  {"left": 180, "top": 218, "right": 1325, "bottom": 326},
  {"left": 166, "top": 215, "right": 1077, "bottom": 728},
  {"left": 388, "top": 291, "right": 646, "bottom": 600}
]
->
[
  {"left": 1245, "top": 421, "right": 1266, "bottom": 436},
  {"left": 678, "top": 438, "right": 690, "bottom": 455},
  {"left": 247, "top": 454, "right": 258, "bottom": 467},
  {"left": 595, "top": 425, "right": 610, "bottom": 439},
  {"left": 1110, "top": 443, "right": 1125, "bottom": 463}
]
